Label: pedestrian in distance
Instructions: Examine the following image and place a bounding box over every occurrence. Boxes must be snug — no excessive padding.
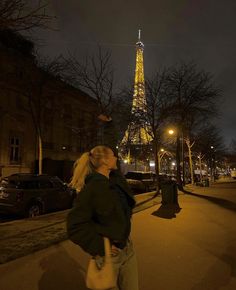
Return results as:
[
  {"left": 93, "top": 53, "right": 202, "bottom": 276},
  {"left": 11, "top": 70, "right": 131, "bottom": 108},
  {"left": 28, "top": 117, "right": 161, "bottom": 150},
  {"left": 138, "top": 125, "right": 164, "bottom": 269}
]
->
[{"left": 67, "top": 145, "right": 139, "bottom": 290}]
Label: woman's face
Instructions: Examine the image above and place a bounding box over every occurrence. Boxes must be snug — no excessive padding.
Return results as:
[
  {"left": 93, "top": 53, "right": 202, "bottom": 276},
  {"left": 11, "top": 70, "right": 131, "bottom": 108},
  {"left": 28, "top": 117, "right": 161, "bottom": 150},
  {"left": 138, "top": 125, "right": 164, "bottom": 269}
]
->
[{"left": 104, "top": 149, "right": 117, "bottom": 170}]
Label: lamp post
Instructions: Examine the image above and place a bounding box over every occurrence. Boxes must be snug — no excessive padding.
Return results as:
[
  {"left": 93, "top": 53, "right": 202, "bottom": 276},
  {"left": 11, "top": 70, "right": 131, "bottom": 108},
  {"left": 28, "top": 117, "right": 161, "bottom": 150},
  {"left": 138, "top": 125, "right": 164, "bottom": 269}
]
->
[
  {"left": 210, "top": 146, "right": 215, "bottom": 182},
  {"left": 168, "top": 129, "right": 183, "bottom": 190},
  {"left": 181, "top": 131, "right": 185, "bottom": 185}
]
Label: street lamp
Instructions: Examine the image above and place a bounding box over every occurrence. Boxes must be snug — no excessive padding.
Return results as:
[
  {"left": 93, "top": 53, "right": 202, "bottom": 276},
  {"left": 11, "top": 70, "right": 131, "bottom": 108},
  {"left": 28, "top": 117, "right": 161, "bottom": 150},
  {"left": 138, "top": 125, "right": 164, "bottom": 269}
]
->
[
  {"left": 168, "top": 128, "right": 184, "bottom": 189},
  {"left": 210, "top": 145, "right": 215, "bottom": 181}
]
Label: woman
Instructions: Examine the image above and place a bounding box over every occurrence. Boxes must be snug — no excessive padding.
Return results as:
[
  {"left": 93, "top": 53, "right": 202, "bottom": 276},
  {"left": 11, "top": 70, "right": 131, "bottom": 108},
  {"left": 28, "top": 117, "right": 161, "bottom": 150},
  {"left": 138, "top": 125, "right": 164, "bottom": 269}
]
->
[{"left": 67, "top": 145, "right": 139, "bottom": 290}]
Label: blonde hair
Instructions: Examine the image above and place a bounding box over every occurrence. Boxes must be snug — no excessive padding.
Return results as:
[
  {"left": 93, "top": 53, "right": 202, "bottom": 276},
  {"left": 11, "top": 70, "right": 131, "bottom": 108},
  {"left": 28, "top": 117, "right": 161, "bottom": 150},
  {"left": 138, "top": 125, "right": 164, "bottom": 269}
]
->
[{"left": 70, "top": 145, "right": 112, "bottom": 191}]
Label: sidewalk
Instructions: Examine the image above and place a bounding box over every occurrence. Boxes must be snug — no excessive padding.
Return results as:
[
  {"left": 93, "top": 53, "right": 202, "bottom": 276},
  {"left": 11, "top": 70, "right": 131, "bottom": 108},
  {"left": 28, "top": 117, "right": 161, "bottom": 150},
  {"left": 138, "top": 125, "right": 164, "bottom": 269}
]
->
[
  {"left": 0, "top": 191, "right": 160, "bottom": 264},
  {"left": 133, "top": 189, "right": 236, "bottom": 290},
  {"left": 1, "top": 187, "right": 236, "bottom": 290}
]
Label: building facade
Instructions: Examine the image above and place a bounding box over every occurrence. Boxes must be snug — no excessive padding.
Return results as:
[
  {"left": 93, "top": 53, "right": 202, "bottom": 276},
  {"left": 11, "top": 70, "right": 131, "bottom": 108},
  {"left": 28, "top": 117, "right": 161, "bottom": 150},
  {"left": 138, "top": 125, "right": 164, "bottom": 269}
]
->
[{"left": 0, "top": 30, "right": 100, "bottom": 180}]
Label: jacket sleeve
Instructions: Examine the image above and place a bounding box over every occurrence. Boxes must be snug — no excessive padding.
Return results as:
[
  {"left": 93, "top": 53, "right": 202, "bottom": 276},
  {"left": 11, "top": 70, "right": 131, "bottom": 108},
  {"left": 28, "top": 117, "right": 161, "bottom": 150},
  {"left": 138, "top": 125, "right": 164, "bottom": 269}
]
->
[{"left": 66, "top": 187, "right": 105, "bottom": 256}]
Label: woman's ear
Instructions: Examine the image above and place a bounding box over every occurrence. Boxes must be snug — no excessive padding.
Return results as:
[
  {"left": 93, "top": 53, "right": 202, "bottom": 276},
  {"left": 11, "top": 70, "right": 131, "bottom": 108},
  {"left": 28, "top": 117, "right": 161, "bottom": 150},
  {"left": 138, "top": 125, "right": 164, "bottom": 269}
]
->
[{"left": 101, "top": 158, "right": 108, "bottom": 166}]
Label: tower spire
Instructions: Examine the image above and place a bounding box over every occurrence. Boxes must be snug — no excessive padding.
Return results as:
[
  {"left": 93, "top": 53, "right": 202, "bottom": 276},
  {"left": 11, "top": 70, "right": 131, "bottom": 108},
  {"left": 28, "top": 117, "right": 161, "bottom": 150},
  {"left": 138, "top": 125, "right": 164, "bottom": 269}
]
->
[{"left": 138, "top": 29, "right": 141, "bottom": 41}]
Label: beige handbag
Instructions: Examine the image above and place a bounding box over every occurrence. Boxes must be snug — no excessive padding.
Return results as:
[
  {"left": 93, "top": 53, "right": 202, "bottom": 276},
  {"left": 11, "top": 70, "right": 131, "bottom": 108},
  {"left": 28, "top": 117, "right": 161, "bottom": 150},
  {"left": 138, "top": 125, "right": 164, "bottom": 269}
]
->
[{"left": 86, "top": 237, "right": 117, "bottom": 290}]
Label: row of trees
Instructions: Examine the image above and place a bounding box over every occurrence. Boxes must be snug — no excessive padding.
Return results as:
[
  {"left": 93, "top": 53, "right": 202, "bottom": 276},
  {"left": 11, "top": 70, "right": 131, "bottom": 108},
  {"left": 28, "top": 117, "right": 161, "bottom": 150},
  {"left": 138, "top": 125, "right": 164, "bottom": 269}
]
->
[
  {"left": 141, "top": 63, "right": 224, "bottom": 190},
  {"left": 66, "top": 48, "right": 226, "bottom": 191}
]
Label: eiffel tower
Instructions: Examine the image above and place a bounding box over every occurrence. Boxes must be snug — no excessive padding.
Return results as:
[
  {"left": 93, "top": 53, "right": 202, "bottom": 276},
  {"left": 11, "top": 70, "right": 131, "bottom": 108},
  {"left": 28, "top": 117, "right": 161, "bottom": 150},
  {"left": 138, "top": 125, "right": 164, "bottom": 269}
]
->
[{"left": 121, "top": 30, "right": 152, "bottom": 164}]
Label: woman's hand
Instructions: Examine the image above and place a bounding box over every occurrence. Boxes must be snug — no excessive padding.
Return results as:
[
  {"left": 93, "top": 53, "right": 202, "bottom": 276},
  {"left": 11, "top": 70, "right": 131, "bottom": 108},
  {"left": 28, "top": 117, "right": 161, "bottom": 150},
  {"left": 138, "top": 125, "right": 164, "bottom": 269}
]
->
[
  {"left": 111, "top": 244, "right": 121, "bottom": 257},
  {"left": 94, "top": 255, "right": 104, "bottom": 269}
]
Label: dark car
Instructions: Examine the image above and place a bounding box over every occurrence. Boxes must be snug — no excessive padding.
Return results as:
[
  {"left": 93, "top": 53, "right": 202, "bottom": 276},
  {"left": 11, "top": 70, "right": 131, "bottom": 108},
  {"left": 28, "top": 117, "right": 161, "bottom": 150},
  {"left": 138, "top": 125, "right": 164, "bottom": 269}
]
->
[
  {"left": 0, "top": 174, "right": 76, "bottom": 218},
  {"left": 125, "top": 171, "right": 158, "bottom": 193}
]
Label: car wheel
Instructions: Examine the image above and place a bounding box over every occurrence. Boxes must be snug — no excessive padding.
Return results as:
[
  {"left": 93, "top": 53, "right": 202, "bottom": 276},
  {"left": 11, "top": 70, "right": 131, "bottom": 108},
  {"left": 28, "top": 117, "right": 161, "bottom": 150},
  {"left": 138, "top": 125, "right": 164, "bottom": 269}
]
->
[{"left": 27, "top": 204, "right": 42, "bottom": 218}]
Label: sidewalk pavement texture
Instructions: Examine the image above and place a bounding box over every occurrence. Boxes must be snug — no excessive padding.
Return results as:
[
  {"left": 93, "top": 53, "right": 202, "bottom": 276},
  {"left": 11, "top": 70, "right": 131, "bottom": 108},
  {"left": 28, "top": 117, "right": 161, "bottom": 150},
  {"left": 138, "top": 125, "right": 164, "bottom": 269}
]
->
[
  {"left": 0, "top": 191, "right": 160, "bottom": 264},
  {"left": 0, "top": 183, "right": 236, "bottom": 290}
]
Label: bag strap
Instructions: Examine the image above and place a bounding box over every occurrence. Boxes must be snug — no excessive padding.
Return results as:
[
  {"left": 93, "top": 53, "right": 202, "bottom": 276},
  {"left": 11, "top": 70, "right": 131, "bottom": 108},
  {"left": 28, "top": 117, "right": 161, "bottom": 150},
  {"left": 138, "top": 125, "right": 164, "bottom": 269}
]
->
[{"left": 104, "top": 237, "right": 112, "bottom": 262}]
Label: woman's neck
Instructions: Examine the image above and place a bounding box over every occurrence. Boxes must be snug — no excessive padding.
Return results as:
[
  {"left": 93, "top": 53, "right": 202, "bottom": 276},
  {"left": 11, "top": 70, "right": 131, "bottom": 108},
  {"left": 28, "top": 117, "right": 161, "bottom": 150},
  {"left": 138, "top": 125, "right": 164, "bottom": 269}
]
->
[{"left": 96, "top": 168, "right": 110, "bottom": 178}]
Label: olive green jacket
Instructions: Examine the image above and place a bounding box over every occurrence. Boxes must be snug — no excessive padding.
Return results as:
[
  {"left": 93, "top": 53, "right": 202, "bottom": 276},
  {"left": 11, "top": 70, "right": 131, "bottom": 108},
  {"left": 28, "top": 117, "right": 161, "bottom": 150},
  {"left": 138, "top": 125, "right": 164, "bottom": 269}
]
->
[{"left": 66, "top": 170, "right": 135, "bottom": 256}]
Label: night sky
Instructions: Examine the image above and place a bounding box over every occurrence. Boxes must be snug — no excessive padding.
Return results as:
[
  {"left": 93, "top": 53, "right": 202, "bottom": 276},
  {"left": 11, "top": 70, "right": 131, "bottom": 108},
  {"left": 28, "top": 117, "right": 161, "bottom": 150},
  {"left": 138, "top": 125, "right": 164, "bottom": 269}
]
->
[{"left": 33, "top": 0, "right": 236, "bottom": 146}]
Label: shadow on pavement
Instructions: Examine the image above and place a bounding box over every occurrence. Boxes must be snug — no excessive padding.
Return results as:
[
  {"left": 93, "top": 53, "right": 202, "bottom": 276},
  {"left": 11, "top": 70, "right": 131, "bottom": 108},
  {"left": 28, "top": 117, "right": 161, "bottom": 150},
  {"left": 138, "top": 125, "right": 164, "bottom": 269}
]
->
[
  {"left": 38, "top": 247, "right": 88, "bottom": 290},
  {"left": 151, "top": 204, "right": 182, "bottom": 219},
  {"left": 191, "top": 242, "right": 236, "bottom": 290},
  {"left": 183, "top": 189, "right": 236, "bottom": 213}
]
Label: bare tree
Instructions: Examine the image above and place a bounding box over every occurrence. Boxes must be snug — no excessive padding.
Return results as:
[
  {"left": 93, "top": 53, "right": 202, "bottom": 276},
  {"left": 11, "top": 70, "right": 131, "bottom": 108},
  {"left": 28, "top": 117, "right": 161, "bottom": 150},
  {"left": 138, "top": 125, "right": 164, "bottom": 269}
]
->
[
  {"left": 68, "top": 47, "right": 115, "bottom": 116},
  {"left": 112, "top": 85, "right": 133, "bottom": 141},
  {"left": 192, "top": 123, "right": 226, "bottom": 181},
  {"left": 0, "top": 0, "right": 52, "bottom": 32},
  {"left": 138, "top": 69, "right": 172, "bottom": 191},
  {"left": 229, "top": 139, "right": 236, "bottom": 155},
  {"left": 165, "top": 62, "right": 221, "bottom": 189},
  {"left": 67, "top": 47, "right": 119, "bottom": 148}
]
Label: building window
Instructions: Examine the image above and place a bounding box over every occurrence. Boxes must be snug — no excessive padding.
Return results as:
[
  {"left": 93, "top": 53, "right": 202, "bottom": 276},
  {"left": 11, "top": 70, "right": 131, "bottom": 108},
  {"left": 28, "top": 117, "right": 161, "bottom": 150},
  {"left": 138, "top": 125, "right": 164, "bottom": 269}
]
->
[{"left": 10, "top": 136, "right": 21, "bottom": 164}]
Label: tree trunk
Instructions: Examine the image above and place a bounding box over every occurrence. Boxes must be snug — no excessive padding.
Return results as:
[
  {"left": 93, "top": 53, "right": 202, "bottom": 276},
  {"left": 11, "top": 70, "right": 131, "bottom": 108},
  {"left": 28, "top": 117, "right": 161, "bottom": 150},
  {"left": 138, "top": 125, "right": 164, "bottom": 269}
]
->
[
  {"left": 153, "top": 141, "right": 160, "bottom": 194},
  {"left": 188, "top": 144, "right": 194, "bottom": 185},
  {"left": 181, "top": 131, "right": 185, "bottom": 185},
  {"left": 158, "top": 152, "right": 161, "bottom": 173},
  {"left": 38, "top": 134, "right": 43, "bottom": 175},
  {"left": 176, "top": 133, "right": 183, "bottom": 190},
  {"left": 199, "top": 156, "right": 202, "bottom": 182}
]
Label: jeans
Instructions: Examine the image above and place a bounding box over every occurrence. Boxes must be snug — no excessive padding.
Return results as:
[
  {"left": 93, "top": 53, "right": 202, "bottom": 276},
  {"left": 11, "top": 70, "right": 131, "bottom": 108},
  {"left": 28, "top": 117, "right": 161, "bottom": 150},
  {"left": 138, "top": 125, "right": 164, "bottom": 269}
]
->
[{"left": 110, "top": 240, "right": 139, "bottom": 290}]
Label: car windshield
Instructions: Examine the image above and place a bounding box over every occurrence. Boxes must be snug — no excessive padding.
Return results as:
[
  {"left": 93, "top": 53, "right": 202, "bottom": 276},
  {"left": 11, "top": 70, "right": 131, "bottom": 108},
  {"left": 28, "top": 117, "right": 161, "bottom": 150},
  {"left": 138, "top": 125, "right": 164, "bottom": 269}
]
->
[
  {"left": 142, "top": 173, "right": 152, "bottom": 179},
  {"left": 0, "top": 178, "right": 40, "bottom": 189},
  {"left": 125, "top": 173, "right": 141, "bottom": 180},
  {"left": 125, "top": 172, "right": 154, "bottom": 180}
]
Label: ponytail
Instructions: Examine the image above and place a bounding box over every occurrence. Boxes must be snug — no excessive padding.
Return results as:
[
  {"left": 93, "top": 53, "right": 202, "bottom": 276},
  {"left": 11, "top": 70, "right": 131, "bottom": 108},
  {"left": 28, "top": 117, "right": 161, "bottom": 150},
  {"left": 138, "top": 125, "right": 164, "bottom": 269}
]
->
[
  {"left": 70, "top": 145, "right": 112, "bottom": 192},
  {"left": 70, "top": 152, "right": 93, "bottom": 192}
]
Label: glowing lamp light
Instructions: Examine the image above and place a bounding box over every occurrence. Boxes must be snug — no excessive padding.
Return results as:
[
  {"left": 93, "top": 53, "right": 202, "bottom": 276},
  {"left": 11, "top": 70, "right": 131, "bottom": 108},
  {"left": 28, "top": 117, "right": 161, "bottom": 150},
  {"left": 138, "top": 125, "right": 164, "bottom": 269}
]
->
[
  {"left": 149, "top": 161, "right": 155, "bottom": 167},
  {"left": 168, "top": 130, "right": 174, "bottom": 135}
]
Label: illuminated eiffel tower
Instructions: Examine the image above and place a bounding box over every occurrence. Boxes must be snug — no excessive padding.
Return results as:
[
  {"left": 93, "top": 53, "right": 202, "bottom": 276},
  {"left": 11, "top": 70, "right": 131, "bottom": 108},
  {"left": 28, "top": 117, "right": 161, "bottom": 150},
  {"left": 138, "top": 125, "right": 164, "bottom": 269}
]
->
[
  {"left": 122, "top": 30, "right": 151, "bottom": 146},
  {"left": 121, "top": 30, "right": 152, "bottom": 164}
]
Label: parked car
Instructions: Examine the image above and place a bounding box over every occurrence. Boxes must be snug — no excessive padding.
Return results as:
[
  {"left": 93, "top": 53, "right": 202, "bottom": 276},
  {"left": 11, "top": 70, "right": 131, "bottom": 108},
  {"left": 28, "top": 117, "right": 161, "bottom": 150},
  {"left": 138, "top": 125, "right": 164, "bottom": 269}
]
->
[
  {"left": 231, "top": 170, "right": 236, "bottom": 179},
  {"left": 0, "top": 174, "right": 76, "bottom": 218},
  {"left": 125, "top": 171, "right": 158, "bottom": 193}
]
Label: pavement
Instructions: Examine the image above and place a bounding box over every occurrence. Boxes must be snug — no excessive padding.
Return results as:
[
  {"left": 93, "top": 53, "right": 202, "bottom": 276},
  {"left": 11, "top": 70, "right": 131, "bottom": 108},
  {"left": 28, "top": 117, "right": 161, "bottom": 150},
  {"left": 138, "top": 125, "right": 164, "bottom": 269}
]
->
[
  {"left": 0, "top": 191, "right": 160, "bottom": 264},
  {"left": 1, "top": 181, "right": 236, "bottom": 290}
]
